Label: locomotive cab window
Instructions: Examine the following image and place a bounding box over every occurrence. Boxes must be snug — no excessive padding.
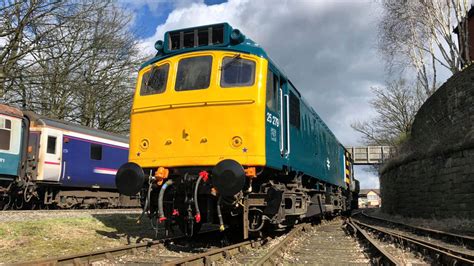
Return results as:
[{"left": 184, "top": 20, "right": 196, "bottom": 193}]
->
[
  {"left": 46, "top": 136, "right": 57, "bottom": 154},
  {"left": 266, "top": 71, "right": 279, "bottom": 112},
  {"left": 220, "top": 56, "right": 255, "bottom": 87},
  {"left": 0, "top": 118, "right": 11, "bottom": 151},
  {"left": 140, "top": 63, "right": 169, "bottom": 96},
  {"left": 90, "top": 144, "right": 102, "bottom": 160},
  {"left": 289, "top": 91, "right": 300, "bottom": 129},
  {"left": 175, "top": 56, "right": 212, "bottom": 91}
]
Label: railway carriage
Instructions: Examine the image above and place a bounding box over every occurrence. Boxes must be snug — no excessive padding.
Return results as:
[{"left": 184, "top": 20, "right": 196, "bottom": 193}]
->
[
  {"left": 116, "top": 23, "right": 358, "bottom": 238},
  {"left": 0, "top": 105, "right": 136, "bottom": 209},
  {"left": 0, "top": 105, "right": 27, "bottom": 204}
]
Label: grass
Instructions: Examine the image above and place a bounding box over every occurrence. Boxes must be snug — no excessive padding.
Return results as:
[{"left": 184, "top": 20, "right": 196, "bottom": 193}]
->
[{"left": 0, "top": 213, "right": 156, "bottom": 263}]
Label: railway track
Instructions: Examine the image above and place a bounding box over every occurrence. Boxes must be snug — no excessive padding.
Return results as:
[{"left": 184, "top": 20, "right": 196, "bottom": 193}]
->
[
  {"left": 350, "top": 211, "right": 474, "bottom": 265},
  {"left": 15, "top": 229, "right": 221, "bottom": 265},
  {"left": 359, "top": 211, "right": 474, "bottom": 249}
]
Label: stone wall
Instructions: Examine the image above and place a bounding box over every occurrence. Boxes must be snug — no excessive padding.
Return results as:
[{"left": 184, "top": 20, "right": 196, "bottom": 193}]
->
[{"left": 380, "top": 64, "right": 474, "bottom": 219}]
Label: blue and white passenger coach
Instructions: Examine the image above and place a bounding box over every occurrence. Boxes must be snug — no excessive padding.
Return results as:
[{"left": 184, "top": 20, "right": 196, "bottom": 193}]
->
[{"left": 0, "top": 103, "right": 135, "bottom": 210}]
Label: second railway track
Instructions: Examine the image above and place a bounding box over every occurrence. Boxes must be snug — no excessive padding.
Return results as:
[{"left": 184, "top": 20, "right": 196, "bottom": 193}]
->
[{"left": 350, "top": 211, "right": 474, "bottom": 265}]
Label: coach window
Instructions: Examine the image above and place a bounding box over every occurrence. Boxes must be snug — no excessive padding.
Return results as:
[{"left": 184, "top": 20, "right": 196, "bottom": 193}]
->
[
  {"left": 289, "top": 91, "right": 300, "bottom": 129},
  {"left": 141, "top": 63, "right": 169, "bottom": 95},
  {"left": 175, "top": 56, "right": 212, "bottom": 91},
  {"left": 0, "top": 118, "right": 11, "bottom": 151},
  {"left": 47, "top": 136, "right": 56, "bottom": 154},
  {"left": 266, "top": 71, "right": 278, "bottom": 112},
  {"left": 90, "top": 144, "right": 102, "bottom": 160},
  {"left": 220, "top": 56, "right": 255, "bottom": 87}
]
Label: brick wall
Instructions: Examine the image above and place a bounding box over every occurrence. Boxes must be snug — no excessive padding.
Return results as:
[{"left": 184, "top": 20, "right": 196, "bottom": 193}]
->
[{"left": 380, "top": 64, "right": 474, "bottom": 219}]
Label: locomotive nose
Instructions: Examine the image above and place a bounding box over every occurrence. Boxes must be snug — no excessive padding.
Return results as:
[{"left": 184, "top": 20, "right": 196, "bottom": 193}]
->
[
  {"left": 211, "top": 159, "right": 246, "bottom": 197},
  {"left": 115, "top": 162, "right": 145, "bottom": 196}
]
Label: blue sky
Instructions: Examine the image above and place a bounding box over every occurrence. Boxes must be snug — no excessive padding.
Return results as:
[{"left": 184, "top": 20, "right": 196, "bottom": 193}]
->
[{"left": 125, "top": 0, "right": 228, "bottom": 38}]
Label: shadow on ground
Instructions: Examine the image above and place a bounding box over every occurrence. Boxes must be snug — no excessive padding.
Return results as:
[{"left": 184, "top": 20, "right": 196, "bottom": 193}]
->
[{"left": 92, "top": 213, "right": 160, "bottom": 244}]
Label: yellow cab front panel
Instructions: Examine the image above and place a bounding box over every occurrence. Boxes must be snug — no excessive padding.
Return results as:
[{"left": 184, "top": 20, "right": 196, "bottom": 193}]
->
[{"left": 130, "top": 51, "right": 267, "bottom": 168}]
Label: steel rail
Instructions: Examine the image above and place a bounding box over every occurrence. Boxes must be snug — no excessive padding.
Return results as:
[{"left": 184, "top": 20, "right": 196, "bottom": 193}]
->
[
  {"left": 359, "top": 210, "right": 474, "bottom": 249},
  {"left": 352, "top": 219, "right": 474, "bottom": 265},
  {"left": 162, "top": 223, "right": 309, "bottom": 266},
  {"left": 253, "top": 223, "right": 308, "bottom": 266},
  {"left": 14, "top": 229, "right": 220, "bottom": 266},
  {"left": 348, "top": 218, "right": 402, "bottom": 265},
  {"left": 161, "top": 237, "right": 269, "bottom": 266}
]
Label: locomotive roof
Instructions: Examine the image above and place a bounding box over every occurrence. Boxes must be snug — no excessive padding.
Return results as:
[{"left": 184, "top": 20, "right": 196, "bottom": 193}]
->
[
  {"left": 23, "top": 111, "right": 128, "bottom": 143},
  {"left": 0, "top": 104, "right": 23, "bottom": 118}
]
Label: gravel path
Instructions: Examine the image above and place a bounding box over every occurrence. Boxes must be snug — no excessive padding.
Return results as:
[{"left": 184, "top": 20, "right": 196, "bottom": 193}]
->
[
  {"left": 276, "top": 219, "right": 370, "bottom": 265},
  {"left": 0, "top": 208, "right": 142, "bottom": 222}
]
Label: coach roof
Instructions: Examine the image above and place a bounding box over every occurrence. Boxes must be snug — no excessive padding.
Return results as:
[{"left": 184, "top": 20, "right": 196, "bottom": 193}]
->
[{"left": 23, "top": 111, "right": 128, "bottom": 144}]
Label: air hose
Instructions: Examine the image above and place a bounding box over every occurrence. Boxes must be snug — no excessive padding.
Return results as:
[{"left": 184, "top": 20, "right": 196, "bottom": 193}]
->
[
  {"left": 158, "top": 179, "right": 173, "bottom": 222},
  {"left": 217, "top": 196, "right": 225, "bottom": 231},
  {"left": 193, "top": 175, "right": 203, "bottom": 223},
  {"left": 137, "top": 174, "right": 153, "bottom": 225}
]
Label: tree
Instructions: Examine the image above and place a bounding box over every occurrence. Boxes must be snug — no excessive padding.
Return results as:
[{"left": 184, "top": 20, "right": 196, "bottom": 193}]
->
[
  {"left": 0, "top": 0, "right": 69, "bottom": 98},
  {"left": 1, "top": 0, "right": 145, "bottom": 134},
  {"left": 351, "top": 79, "right": 425, "bottom": 147},
  {"left": 378, "top": 0, "right": 471, "bottom": 96}
]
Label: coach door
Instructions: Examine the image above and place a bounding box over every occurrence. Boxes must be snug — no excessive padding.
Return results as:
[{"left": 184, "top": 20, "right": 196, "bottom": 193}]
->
[{"left": 40, "top": 128, "right": 62, "bottom": 182}]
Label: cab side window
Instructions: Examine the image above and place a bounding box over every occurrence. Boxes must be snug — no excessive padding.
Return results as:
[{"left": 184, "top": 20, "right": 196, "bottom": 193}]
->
[
  {"left": 140, "top": 63, "right": 169, "bottom": 95},
  {"left": 0, "top": 118, "right": 11, "bottom": 151},
  {"left": 220, "top": 56, "right": 256, "bottom": 87},
  {"left": 289, "top": 91, "right": 300, "bottom": 129},
  {"left": 266, "top": 70, "right": 279, "bottom": 112}
]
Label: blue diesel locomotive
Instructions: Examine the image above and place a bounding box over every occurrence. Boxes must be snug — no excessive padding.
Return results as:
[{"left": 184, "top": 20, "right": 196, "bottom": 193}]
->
[
  {"left": 116, "top": 23, "right": 359, "bottom": 238},
  {"left": 0, "top": 104, "right": 137, "bottom": 209}
]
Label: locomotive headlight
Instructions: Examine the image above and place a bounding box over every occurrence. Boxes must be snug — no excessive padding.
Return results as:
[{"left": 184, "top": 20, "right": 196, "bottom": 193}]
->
[
  {"left": 140, "top": 139, "right": 150, "bottom": 151},
  {"left": 231, "top": 136, "right": 243, "bottom": 148}
]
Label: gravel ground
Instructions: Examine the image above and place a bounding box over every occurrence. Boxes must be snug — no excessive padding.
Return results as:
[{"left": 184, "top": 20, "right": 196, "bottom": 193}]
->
[
  {"left": 222, "top": 219, "right": 370, "bottom": 265},
  {"left": 0, "top": 208, "right": 142, "bottom": 222}
]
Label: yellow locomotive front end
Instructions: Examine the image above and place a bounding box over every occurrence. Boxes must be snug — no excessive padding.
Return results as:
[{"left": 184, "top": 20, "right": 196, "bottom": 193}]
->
[
  {"left": 115, "top": 24, "right": 275, "bottom": 238},
  {"left": 130, "top": 51, "right": 267, "bottom": 168}
]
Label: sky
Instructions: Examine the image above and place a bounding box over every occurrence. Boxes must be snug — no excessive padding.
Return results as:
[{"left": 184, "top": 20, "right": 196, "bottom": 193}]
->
[{"left": 121, "top": 0, "right": 385, "bottom": 188}]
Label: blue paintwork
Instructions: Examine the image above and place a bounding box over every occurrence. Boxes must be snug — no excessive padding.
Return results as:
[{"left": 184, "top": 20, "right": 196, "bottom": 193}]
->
[
  {"left": 0, "top": 152, "right": 21, "bottom": 177},
  {"left": 61, "top": 136, "right": 128, "bottom": 189},
  {"left": 264, "top": 67, "right": 345, "bottom": 188},
  {"left": 0, "top": 116, "right": 24, "bottom": 178}
]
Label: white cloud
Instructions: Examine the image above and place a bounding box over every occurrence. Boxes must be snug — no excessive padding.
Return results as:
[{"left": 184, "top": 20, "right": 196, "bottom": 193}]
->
[{"left": 138, "top": 0, "right": 384, "bottom": 187}]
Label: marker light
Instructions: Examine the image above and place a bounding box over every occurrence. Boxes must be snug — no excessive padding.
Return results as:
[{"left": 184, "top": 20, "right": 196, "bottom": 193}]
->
[
  {"left": 155, "top": 40, "right": 164, "bottom": 51},
  {"left": 230, "top": 29, "right": 245, "bottom": 44}
]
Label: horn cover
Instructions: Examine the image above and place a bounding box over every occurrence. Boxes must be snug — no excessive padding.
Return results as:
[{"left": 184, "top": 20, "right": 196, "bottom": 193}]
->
[
  {"left": 211, "top": 159, "right": 246, "bottom": 197},
  {"left": 115, "top": 162, "right": 145, "bottom": 196}
]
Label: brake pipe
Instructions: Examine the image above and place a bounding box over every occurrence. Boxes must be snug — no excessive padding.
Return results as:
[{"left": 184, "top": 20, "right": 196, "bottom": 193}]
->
[
  {"left": 158, "top": 179, "right": 173, "bottom": 222},
  {"left": 217, "top": 196, "right": 225, "bottom": 231},
  {"left": 194, "top": 176, "right": 203, "bottom": 223}
]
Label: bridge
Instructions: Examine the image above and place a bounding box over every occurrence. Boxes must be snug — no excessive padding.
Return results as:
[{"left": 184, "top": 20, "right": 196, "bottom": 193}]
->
[{"left": 345, "top": 146, "right": 394, "bottom": 165}]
